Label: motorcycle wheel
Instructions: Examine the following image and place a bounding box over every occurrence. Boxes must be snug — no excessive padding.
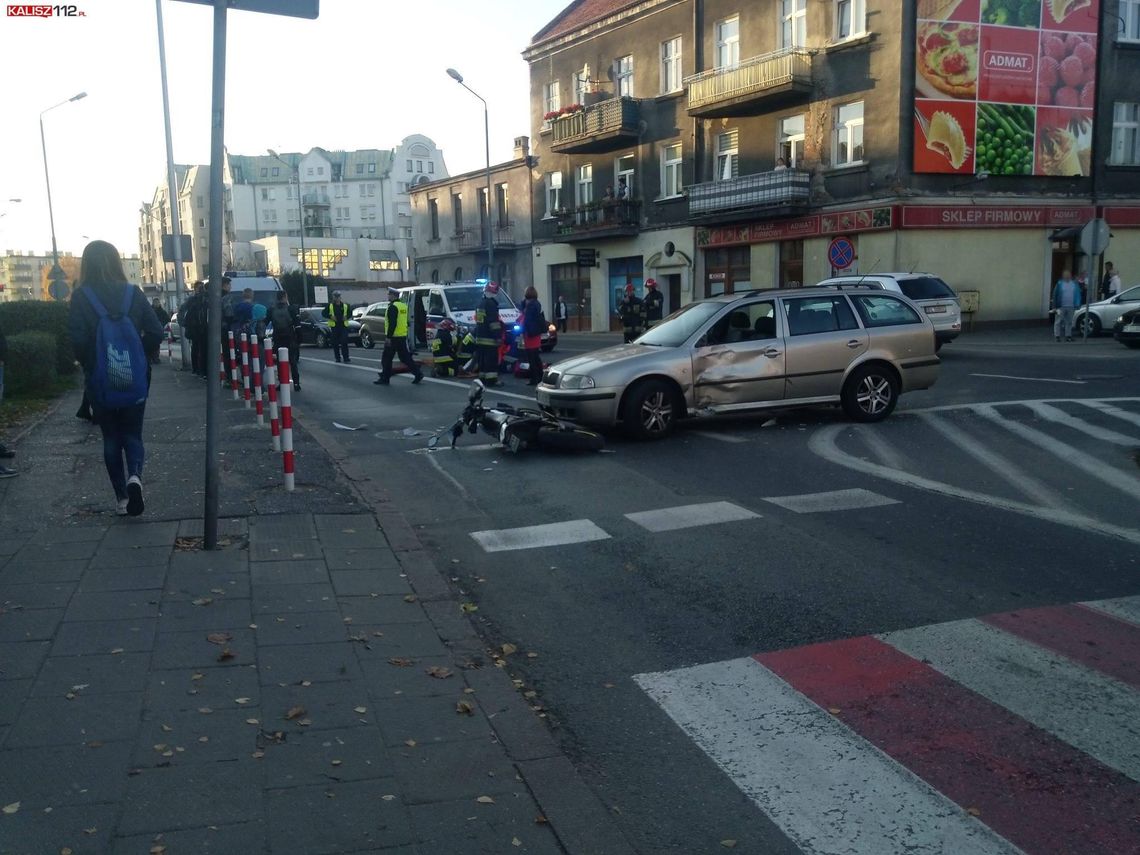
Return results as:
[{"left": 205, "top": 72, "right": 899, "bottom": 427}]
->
[{"left": 533, "top": 426, "right": 605, "bottom": 453}]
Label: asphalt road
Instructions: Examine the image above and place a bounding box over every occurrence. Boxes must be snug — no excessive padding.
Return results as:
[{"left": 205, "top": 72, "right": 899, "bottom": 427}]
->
[{"left": 290, "top": 332, "right": 1140, "bottom": 855}]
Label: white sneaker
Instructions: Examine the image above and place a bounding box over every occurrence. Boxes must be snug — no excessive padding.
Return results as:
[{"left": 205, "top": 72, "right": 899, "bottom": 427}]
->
[
  {"left": 126, "top": 476, "right": 145, "bottom": 517},
  {"left": 116, "top": 498, "right": 129, "bottom": 516}
]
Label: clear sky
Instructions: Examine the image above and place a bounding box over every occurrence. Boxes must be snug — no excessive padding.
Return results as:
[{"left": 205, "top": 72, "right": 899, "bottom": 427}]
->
[{"left": 0, "top": 0, "right": 571, "bottom": 263}]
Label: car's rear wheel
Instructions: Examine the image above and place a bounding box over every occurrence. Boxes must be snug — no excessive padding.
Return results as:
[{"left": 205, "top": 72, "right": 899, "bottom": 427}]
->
[
  {"left": 360, "top": 329, "right": 375, "bottom": 349},
  {"left": 841, "top": 364, "right": 899, "bottom": 423},
  {"left": 316, "top": 331, "right": 329, "bottom": 348},
  {"left": 1076, "top": 314, "right": 1101, "bottom": 336},
  {"left": 623, "top": 379, "right": 678, "bottom": 440}
]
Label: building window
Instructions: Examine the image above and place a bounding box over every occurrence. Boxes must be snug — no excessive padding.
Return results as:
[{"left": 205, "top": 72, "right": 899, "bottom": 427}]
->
[
  {"left": 317, "top": 166, "right": 324, "bottom": 175},
  {"left": 835, "top": 0, "right": 866, "bottom": 40},
  {"left": 286, "top": 185, "right": 294, "bottom": 201},
  {"left": 833, "top": 101, "right": 864, "bottom": 166},
  {"left": 661, "top": 143, "right": 683, "bottom": 197},
  {"left": 198, "top": 217, "right": 205, "bottom": 228},
  {"left": 614, "top": 154, "right": 635, "bottom": 199},
  {"left": 287, "top": 209, "right": 298, "bottom": 223},
  {"left": 359, "top": 184, "right": 367, "bottom": 198},
  {"left": 334, "top": 227, "right": 352, "bottom": 238},
  {"left": 429, "top": 199, "right": 440, "bottom": 239},
  {"left": 428, "top": 161, "right": 434, "bottom": 174},
  {"left": 416, "top": 161, "right": 423, "bottom": 172},
  {"left": 368, "top": 184, "right": 376, "bottom": 197},
  {"left": 715, "top": 16, "right": 739, "bottom": 69},
  {"left": 199, "top": 236, "right": 207, "bottom": 248},
  {"left": 260, "top": 167, "right": 268, "bottom": 177},
  {"left": 661, "top": 37, "right": 682, "bottom": 94},
  {"left": 545, "top": 172, "right": 563, "bottom": 216},
  {"left": 406, "top": 159, "right": 412, "bottom": 171},
  {"left": 307, "top": 167, "right": 314, "bottom": 177},
  {"left": 261, "top": 188, "right": 269, "bottom": 201},
  {"left": 196, "top": 195, "right": 204, "bottom": 208},
  {"left": 356, "top": 163, "right": 364, "bottom": 174},
  {"left": 452, "top": 194, "right": 463, "bottom": 232},
  {"left": 543, "top": 81, "right": 561, "bottom": 125},
  {"left": 615, "top": 55, "right": 634, "bottom": 98},
  {"left": 779, "top": 114, "right": 806, "bottom": 167},
  {"left": 368, "top": 162, "right": 376, "bottom": 173},
  {"left": 478, "top": 187, "right": 488, "bottom": 228},
  {"left": 781, "top": 0, "right": 807, "bottom": 48},
  {"left": 716, "top": 130, "right": 739, "bottom": 180},
  {"left": 496, "top": 183, "right": 509, "bottom": 227},
  {"left": 454, "top": 267, "right": 464, "bottom": 281},
  {"left": 1112, "top": 102, "right": 1140, "bottom": 165},
  {"left": 1121, "top": 0, "right": 1140, "bottom": 41},
  {"left": 574, "top": 68, "right": 589, "bottom": 104},
  {"left": 271, "top": 166, "right": 280, "bottom": 177},
  {"left": 369, "top": 250, "right": 400, "bottom": 271},
  {"left": 576, "top": 164, "right": 593, "bottom": 206}
]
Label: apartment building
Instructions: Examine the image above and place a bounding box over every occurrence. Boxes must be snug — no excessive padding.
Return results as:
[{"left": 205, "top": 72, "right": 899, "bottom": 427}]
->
[
  {"left": 527, "top": 0, "right": 1140, "bottom": 325},
  {"left": 409, "top": 137, "right": 536, "bottom": 296},
  {"left": 138, "top": 164, "right": 208, "bottom": 289},
  {"left": 0, "top": 250, "right": 141, "bottom": 303}
]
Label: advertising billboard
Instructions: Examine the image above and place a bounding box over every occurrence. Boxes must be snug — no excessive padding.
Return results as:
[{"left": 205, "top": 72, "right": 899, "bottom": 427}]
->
[{"left": 913, "top": 0, "right": 1100, "bottom": 177}]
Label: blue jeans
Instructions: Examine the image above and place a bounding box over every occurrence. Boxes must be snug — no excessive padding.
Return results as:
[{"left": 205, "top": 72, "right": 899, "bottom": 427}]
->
[{"left": 94, "top": 403, "right": 147, "bottom": 500}]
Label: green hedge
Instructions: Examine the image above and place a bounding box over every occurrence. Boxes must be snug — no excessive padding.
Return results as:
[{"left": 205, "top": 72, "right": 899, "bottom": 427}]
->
[
  {"left": 0, "top": 300, "right": 76, "bottom": 376},
  {"left": 3, "top": 331, "right": 58, "bottom": 397}
]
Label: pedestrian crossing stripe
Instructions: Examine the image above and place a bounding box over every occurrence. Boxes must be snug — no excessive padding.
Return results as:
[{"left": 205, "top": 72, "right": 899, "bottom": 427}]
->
[
  {"left": 624, "top": 501, "right": 759, "bottom": 532},
  {"left": 760, "top": 488, "right": 899, "bottom": 514},
  {"left": 634, "top": 596, "right": 1140, "bottom": 855}
]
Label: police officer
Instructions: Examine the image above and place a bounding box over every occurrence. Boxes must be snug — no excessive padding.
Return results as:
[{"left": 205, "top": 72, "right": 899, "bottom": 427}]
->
[
  {"left": 321, "top": 290, "right": 353, "bottom": 364},
  {"left": 431, "top": 319, "right": 458, "bottom": 377},
  {"left": 375, "top": 286, "right": 423, "bottom": 385},
  {"left": 455, "top": 326, "right": 476, "bottom": 375},
  {"left": 643, "top": 278, "right": 664, "bottom": 328},
  {"left": 474, "top": 281, "right": 502, "bottom": 385},
  {"left": 617, "top": 283, "right": 645, "bottom": 343}
]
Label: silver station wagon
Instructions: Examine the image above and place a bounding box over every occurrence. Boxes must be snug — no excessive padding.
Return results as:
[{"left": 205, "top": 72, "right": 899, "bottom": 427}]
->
[{"left": 536, "top": 287, "right": 941, "bottom": 440}]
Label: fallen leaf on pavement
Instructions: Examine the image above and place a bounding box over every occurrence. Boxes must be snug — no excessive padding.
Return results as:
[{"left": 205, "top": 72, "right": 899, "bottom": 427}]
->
[
  {"left": 512, "top": 838, "right": 522, "bottom": 847},
  {"left": 198, "top": 736, "right": 209, "bottom": 743},
  {"left": 426, "top": 666, "right": 452, "bottom": 679},
  {"left": 476, "top": 795, "right": 495, "bottom": 804},
  {"left": 353, "top": 706, "right": 367, "bottom": 714},
  {"left": 206, "top": 632, "right": 232, "bottom": 645},
  {"left": 463, "top": 687, "right": 476, "bottom": 694},
  {"left": 299, "top": 680, "right": 312, "bottom": 687},
  {"left": 404, "top": 739, "right": 417, "bottom": 748},
  {"left": 330, "top": 759, "right": 342, "bottom": 766},
  {"left": 523, "top": 691, "right": 537, "bottom": 699},
  {"left": 297, "top": 719, "right": 312, "bottom": 727},
  {"left": 388, "top": 657, "right": 415, "bottom": 667},
  {"left": 65, "top": 692, "right": 76, "bottom": 700},
  {"left": 235, "top": 698, "right": 251, "bottom": 705},
  {"left": 110, "top": 648, "right": 125, "bottom": 655},
  {"left": 603, "top": 683, "right": 615, "bottom": 689},
  {"left": 216, "top": 648, "right": 235, "bottom": 662},
  {"left": 160, "top": 725, "right": 172, "bottom": 732},
  {"left": 456, "top": 700, "right": 475, "bottom": 716},
  {"left": 191, "top": 598, "right": 213, "bottom": 607},
  {"left": 191, "top": 673, "right": 205, "bottom": 681},
  {"left": 83, "top": 827, "right": 97, "bottom": 835},
  {"left": 460, "top": 602, "right": 478, "bottom": 614},
  {"left": 245, "top": 718, "right": 260, "bottom": 726},
  {"left": 721, "top": 841, "right": 737, "bottom": 849},
  {"left": 150, "top": 846, "right": 167, "bottom": 854},
  {"left": 828, "top": 708, "right": 841, "bottom": 715},
  {"left": 251, "top": 751, "right": 265, "bottom": 760},
  {"left": 535, "top": 815, "right": 548, "bottom": 824},
  {"left": 967, "top": 806, "right": 981, "bottom": 816},
  {"left": 381, "top": 794, "right": 396, "bottom": 801},
  {"left": 403, "top": 594, "right": 417, "bottom": 603},
  {"left": 500, "top": 643, "right": 517, "bottom": 656},
  {"left": 526, "top": 652, "right": 538, "bottom": 659},
  {"left": 197, "top": 707, "right": 213, "bottom": 715},
  {"left": 2, "top": 802, "right": 19, "bottom": 815},
  {"left": 285, "top": 706, "right": 306, "bottom": 721}
]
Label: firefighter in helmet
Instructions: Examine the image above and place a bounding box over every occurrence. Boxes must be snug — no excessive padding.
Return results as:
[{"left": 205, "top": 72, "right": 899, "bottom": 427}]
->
[
  {"left": 617, "top": 283, "right": 645, "bottom": 343},
  {"left": 644, "top": 278, "right": 664, "bottom": 328},
  {"left": 431, "top": 319, "right": 458, "bottom": 377},
  {"left": 474, "top": 281, "right": 502, "bottom": 385}
]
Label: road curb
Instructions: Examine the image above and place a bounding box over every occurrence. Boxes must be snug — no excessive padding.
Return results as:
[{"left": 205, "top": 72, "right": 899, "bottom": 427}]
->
[{"left": 301, "top": 413, "right": 639, "bottom": 855}]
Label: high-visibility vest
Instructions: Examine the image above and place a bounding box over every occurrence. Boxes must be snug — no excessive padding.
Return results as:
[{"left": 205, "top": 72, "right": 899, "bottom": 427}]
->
[
  {"left": 390, "top": 300, "right": 409, "bottom": 338},
  {"left": 325, "top": 302, "right": 350, "bottom": 328}
]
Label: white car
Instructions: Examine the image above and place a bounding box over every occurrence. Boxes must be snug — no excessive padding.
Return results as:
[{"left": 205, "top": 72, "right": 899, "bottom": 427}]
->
[
  {"left": 816, "top": 273, "right": 961, "bottom": 350},
  {"left": 1074, "top": 285, "right": 1140, "bottom": 336}
]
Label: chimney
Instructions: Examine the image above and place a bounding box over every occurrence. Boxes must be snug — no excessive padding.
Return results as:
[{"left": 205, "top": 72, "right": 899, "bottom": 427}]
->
[{"left": 513, "top": 136, "right": 530, "bottom": 160}]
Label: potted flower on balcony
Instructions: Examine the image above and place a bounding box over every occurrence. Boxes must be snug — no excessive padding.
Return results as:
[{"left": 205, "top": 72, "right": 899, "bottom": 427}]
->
[
  {"left": 543, "top": 110, "right": 561, "bottom": 123},
  {"left": 560, "top": 103, "right": 584, "bottom": 115}
]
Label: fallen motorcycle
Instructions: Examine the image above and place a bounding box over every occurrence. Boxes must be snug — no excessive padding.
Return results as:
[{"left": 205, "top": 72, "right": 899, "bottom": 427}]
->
[{"left": 428, "top": 380, "right": 605, "bottom": 453}]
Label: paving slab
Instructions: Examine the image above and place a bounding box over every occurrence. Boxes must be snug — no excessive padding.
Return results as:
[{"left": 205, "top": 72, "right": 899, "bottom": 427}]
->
[
  {"left": 372, "top": 694, "right": 494, "bottom": 748},
  {"left": 6, "top": 692, "right": 144, "bottom": 748},
  {"left": 406, "top": 788, "right": 563, "bottom": 854},
  {"left": 257, "top": 642, "right": 363, "bottom": 686},
  {"left": 51, "top": 618, "right": 157, "bottom": 656},
  {"left": 63, "top": 591, "right": 160, "bottom": 622},
  {"left": 1, "top": 558, "right": 89, "bottom": 584},
  {"left": 0, "top": 582, "right": 78, "bottom": 610},
  {"left": 0, "top": 678, "right": 31, "bottom": 725},
  {"left": 249, "top": 559, "right": 328, "bottom": 585},
  {"left": 255, "top": 609, "right": 354, "bottom": 646},
  {"left": 144, "top": 666, "right": 262, "bottom": 715},
  {"left": 247, "top": 513, "right": 317, "bottom": 542},
  {"left": 150, "top": 628, "right": 256, "bottom": 670},
  {"left": 0, "top": 740, "right": 134, "bottom": 808},
  {"left": 360, "top": 656, "right": 466, "bottom": 701},
  {"left": 131, "top": 707, "right": 258, "bottom": 768},
  {"left": 257, "top": 681, "right": 376, "bottom": 733},
  {"left": 248, "top": 540, "right": 324, "bottom": 563},
  {"left": 257, "top": 724, "right": 393, "bottom": 787},
  {"left": 329, "top": 569, "right": 413, "bottom": 597},
  {"left": 0, "top": 639, "right": 51, "bottom": 679},
  {"left": 31, "top": 652, "right": 151, "bottom": 698},
  {"left": 110, "top": 821, "right": 268, "bottom": 855},
  {"left": 77, "top": 564, "right": 168, "bottom": 593},
  {"left": 264, "top": 779, "right": 414, "bottom": 854},
  {"left": 388, "top": 737, "right": 521, "bottom": 804},
  {"left": 338, "top": 595, "right": 431, "bottom": 626},
  {"left": 350, "top": 621, "right": 451, "bottom": 659},
  {"left": 251, "top": 581, "right": 338, "bottom": 614},
  {"left": 0, "top": 607, "right": 64, "bottom": 642},
  {"left": 0, "top": 801, "right": 119, "bottom": 855},
  {"left": 101, "top": 521, "right": 180, "bottom": 549},
  {"left": 176, "top": 517, "right": 250, "bottom": 539},
  {"left": 88, "top": 545, "right": 172, "bottom": 569},
  {"left": 156, "top": 596, "right": 252, "bottom": 632},
  {"left": 14, "top": 540, "right": 100, "bottom": 563},
  {"left": 323, "top": 547, "right": 401, "bottom": 571},
  {"left": 118, "top": 761, "right": 264, "bottom": 836}
]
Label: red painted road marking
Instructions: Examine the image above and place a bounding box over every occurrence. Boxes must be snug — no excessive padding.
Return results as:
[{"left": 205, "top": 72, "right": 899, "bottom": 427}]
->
[
  {"left": 983, "top": 604, "right": 1140, "bottom": 691},
  {"left": 757, "top": 636, "right": 1140, "bottom": 855}
]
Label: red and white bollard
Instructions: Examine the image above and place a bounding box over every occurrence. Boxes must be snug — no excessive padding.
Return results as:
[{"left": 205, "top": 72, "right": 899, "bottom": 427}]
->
[
  {"left": 240, "top": 333, "right": 251, "bottom": 409},
  {"left": 277, "top": 347, "right": 295, "bottom": 491},
  {"left": 251, "top": 337, "right": 264, "bottom": 426},
  {"left": 218, "top": 340, "right": 227, "bottom": 385},
  {"left": 265, "top": 340, "right": 281, "bottom": 452},
  {"left": 228, "top": 331, "right": 240, "bottom": 400},
  {"left": 165, "top": 328, "right": 174, "bottom": 362}
]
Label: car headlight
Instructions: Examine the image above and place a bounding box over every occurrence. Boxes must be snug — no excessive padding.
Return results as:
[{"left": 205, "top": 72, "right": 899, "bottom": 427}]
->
[
  {"left": 548, "top": 323, "right": 556, "bottom": 333},
  {"left": 560, "top": 374, "right": 595, "bottom": 390}
]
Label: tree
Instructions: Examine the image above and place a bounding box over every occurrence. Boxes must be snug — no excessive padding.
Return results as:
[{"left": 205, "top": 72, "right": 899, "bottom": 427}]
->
[{"left": 278, "top": 269, "right": 331, "bottom": 308}]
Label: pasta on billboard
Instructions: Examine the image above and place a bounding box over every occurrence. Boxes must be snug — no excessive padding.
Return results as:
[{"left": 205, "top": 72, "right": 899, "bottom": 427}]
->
[{"left": 913, "top": 0, "right": 1100, "bottom": 177}]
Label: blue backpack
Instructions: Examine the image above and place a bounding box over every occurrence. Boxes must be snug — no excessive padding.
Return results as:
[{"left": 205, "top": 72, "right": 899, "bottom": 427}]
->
[{"left": 82, "top": 285, "right": 149, "bottom": 409}]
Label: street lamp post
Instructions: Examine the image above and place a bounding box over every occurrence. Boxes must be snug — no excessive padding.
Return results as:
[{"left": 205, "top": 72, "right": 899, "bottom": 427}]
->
[
  {"left": 40, "top": 92, "right": 86, "bottom": 299},
  {"left": 446, "top": 68, "right": 494, "bottom": 278},
  {"left": 268, "top": 149, "right": 309, "bottom": 305}
]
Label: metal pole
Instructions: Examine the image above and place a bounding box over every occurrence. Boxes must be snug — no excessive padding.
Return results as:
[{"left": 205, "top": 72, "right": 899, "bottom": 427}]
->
[
  {"left": 156, "top": 0, "right": 188, "bottom": 358},
  {"left": 298, "top": 166, "right": 309, "bottom": 304},
  {"left": 204, "top": 0, "right": 228, "bottom": 550},
  {"left": 38, "top": 114, "right": 60, "bottom": 275},
  {"left": 483, "top": 100, "right": 494, "bottom": 277}
]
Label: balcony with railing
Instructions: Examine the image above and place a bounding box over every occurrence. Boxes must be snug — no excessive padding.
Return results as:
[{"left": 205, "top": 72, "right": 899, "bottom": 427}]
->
[
  {"left": 685, "top": 48, "right": 813, "bottom": 118},
  {"left": 458, "top": 222, "right": 518, "bottom": 252},
  {"left": 550, "top": 97, "right": 641, "bottom": 154},
  {"left": 302, "top": 192, "right": 331, "bottom": 207},
  {"left": 688, "top": 170, "right": 810, "bottom": 222},
  {"left": 543, "top": 199, "right": 641, "bottom": 242}
]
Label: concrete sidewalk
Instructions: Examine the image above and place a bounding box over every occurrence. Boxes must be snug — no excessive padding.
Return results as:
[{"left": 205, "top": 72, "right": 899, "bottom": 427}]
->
[{"left": 0, "top": 365, "right": 633, "bottom": 854}]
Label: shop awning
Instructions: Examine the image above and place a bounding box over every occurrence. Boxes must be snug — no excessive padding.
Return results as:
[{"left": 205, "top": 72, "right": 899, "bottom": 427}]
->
[{"left": 1048, "top": 227, "right": 1080, "bottom": 242}]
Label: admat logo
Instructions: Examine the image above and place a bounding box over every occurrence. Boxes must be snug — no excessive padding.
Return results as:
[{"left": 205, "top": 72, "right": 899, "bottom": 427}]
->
[{"left": 984, "top": 51, "right": 1034, "bottom": 73}]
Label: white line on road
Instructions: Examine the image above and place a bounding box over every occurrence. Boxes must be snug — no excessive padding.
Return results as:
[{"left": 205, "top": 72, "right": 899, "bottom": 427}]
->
[
  {"left": 303, "top": 357, "right": 537, "bottom": 402},
  {"left": 760, "top": 488, "right": 899, "bottom": 514},
  {"left": 1081, "top": 595, "right": 1140, "bottom": 627},
  {"left": 970, "top": 373, "right": 1087, "bottom": 385},
  {"left": 687, "top": 430, "right": 749, "bottom": 443},
  {"left": 470, "top": 519, "right": 611, "bottom": 552},
  {"left": 882, "top": 619, "right": 1140, "bottom": 781},
  {"left": 624, "top": 501, "right": 759, "bottom": 532},
  {"left": 1072, "top": 399, "right": 1140, "bottom": 430},
  {"left": 854, "top": 424, "right": 910, "bottom": 470},
  {"left": 635, "top": 658, "right": 1023, "bottom": 855},
  {"left": 1021, "top": 401, "right": 1139, "bottom": 446},
  {"left": 424, "top": 452, "right": 471, "bottom": 503}
]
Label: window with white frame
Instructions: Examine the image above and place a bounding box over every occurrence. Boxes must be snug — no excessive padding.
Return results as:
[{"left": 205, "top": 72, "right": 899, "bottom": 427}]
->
[
  {"left": 335, "top": 207, "right": 350, "bottom": 221},
  {"left": 715, "top": 16, "right": 740, "bottom": 69},
  {"left": 576, "top": 164, "right": 593, "bottom": 205},
  {"left": 779, "top": 114, "right": 806, "bottom": 167},
  {"left": 366, "top": 183, "right": 376, "bottom": 197},
  {"left": 287, "top": 209, "right": 298, "bottom": 223},
  {"left": 781, "top": 0, "right": 807, "bottom": 48},
  {"left": 661, "top": 37, "right": 682, "bottom": 94},
  {"left": 615, "top": 55, "right": 634, "bottom": 98},
  {"left": 317, "top": 166, "right": 324, "bottom": 175},
  {"left": 574, "top": 68, "right": 589, "bottom": 104},
  {"left": 428, "top": 162, "right": 434, "bottom": 174},
  {"left": 833, "top": 101, "right": 865, "bottom": 166},
  {"left": 662, "top": 142, "right": 684, "bottom": 197},
  {"left": 286, "top": 185, "right": 295, "bottom": 201},
  {"left": 262, "top": 209, "right": 277, "bottom": 223},
  {"left": 359, "top": 184, "right": 368, "bottom": 198},
  {"left": 543, "top": 81, "right": 561, "bottom": 120},
  {"left": 1121, "top": 1, "right": 1140, "bottom": 41},
  {"left": 306, "top": 167, "right": 314, "bottom": 177},
  {"left": 416, "top": 160, "right": 423, "bottom": 172},
  {"left": 835, "top": 0, "right": 866, "bottom": 40},
  {"left": 368, "top": 163, "right": 376, "bottom": 173},
  {"left": 406, "top": 159, "right": 412, "bottom": 171},
  {"left": 1111, "top": 102, "right": 1140, "bottom": 165},
  {"left": 335, "top": 185, "right": 348, "bottom": 198},
  {"left": 545, "top": 172, "right": 563, "bottom": 215},
  {"left": 716, "top": 130, "right": 739, "bottom": 181},
  {"left": 615, "top": 153, "right": 635, "bottom": 198}
]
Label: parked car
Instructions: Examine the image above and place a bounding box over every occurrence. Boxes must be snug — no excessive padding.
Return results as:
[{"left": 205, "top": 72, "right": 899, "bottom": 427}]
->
[
  {"left": 816, "top": 272, "right": 961, "bottom": 350},
  {"left": 399, "top": 282, "right": 558, "bottom": 352},
  {"left": 1074, "top": 285, "right": 1140, "bottom": 336},
  {"left": 297, "top": 306, "right": 362, "bottom": 348},
  {"left": 1112, "top": 305, "right": 1140, "bottom": 349},
  {"left": 356, "top": 301, "right": 389, "bottom": 349},
  {"left": 537, "top": 287, "right": 941, "bottom": 440}
]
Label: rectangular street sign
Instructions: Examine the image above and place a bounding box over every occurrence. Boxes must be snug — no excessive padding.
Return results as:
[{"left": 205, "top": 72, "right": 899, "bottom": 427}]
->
[
  {"left": 161, "top": 233, "right": 193, "bottom": 263},
  {"left": 172, "top": 0, "right": 318, "bottom": 18},
  {"left": 576, "top": 248, "right": 596, "bottom": 267}
]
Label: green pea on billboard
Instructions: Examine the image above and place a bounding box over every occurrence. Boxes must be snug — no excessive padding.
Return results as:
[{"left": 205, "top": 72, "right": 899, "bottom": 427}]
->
[{"left": 913, "top": 0, "right": 1100, "bottom": 177}]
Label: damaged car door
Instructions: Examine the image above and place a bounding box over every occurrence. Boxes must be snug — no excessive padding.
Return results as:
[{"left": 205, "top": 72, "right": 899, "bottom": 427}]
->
[{"left": 690, "top": 299, "right": 785, "bottom": 412}]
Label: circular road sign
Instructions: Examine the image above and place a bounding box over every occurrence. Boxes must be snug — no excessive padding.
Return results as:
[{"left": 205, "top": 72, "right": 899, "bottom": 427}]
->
[
  {"left": 48, "top": 279, "right": 71, "bottom": 301},
  {"left": 828, "top": 237, "right": 856, "bottom": 270}
]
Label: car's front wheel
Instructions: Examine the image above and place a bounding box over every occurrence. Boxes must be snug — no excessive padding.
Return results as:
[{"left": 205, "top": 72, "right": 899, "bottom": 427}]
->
[
  {"left": 841, "top": 364, "right": 899, "bottom": 423},
  {"left": 316, "top": 331, "right": 329, "bottom": 348},
  {"left": 623, "top": 379, "right": 678, "bottom": 440},
  {"left": 1076, "top": 314, "right": 1101, "bottom": 336},
  {"left": 360, "top": 329, "right": 375, "bottom": 349}
]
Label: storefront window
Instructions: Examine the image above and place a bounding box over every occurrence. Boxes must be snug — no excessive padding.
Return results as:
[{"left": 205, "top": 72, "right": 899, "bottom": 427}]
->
[
  {"left": 551, "top": 263, "right": 592, "bottom": 331},
  {"left": 781, "top": 239, "right": 804, "bottom": 287},
  {"left": 608, "top": 256, "right": 644, "bottom": 331},
  {"left": 703, "top": 247, "right": 750, "bottom": 296}
]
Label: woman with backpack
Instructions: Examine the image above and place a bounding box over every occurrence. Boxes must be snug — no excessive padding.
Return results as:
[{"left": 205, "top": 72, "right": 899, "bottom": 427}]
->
[
  {"left": 68, "top": 240, "right": 163, "bottom": 516},
  {"left": 520, "top": 285, "right": 546, "bottom": 386}
]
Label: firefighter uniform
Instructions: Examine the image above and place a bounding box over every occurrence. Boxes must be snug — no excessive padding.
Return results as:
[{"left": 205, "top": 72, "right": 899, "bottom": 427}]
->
[
  {"left": 644, "top": 280, "right": 664, "bottom": 328},
  {"left": 431, "top": 327, "right": 456, "bottom": 377},
  {"left": 474, "top": 288, "right": 502, "bottom": 384},
  {"left": 455, "top": 331, "right": 476, "bottom": 374}
]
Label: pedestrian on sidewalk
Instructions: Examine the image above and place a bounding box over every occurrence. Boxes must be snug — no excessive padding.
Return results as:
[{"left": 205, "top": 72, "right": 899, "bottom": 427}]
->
[
  {"left": 151, "top": 298, "right": 171, "bottom": 326},
  {"left": 270, "top": 291, "right": 301, "bottom": 391},
  {"left": 179, "top": 281, "right": 208, "bottom": 377},
  {"left": 0, "top": 319, "right": 17, "bottom": 478},
  {"left": 68, "top": 240, "right": 163, "bottom": 516},
  {"left": 322, "top": 291, "right": 353, "bottom": 364},
  {"left": 556, "top": 295, "right": 568, "bottom": 333},
  {"left": 1052, "top": 269, "right": 1081, "bottom": 342},
  {"left": 520, "top": 286, "right": 545, "bottom": 386},
  {"left": 219, "top": 275, "right": 236, "bottom": 383},
  {"left": 1106, "top": 264, "right": 1122, "bottom": 298},
  {"left": 375, "top": 286, "right": 423, "bottom": 385}
]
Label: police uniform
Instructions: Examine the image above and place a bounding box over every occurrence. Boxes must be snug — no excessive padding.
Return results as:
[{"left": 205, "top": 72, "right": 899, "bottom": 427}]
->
[{"left": 376, "top": 289, "right": 423, "bottom": 384}]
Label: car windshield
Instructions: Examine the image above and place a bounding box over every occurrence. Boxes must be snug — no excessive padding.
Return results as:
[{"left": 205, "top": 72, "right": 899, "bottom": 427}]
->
[
  {"left": 635, "top": 302, "right": 725, "bottom": 347},
  {"left": 439, "top": 286, "right": 513, "bottom": 312},
  {"left": 899, "top": 276, "right": 956, "bottom": 300},
  {"left": 1117, "top": 286, "right": 1140, "bottom": 301}
]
